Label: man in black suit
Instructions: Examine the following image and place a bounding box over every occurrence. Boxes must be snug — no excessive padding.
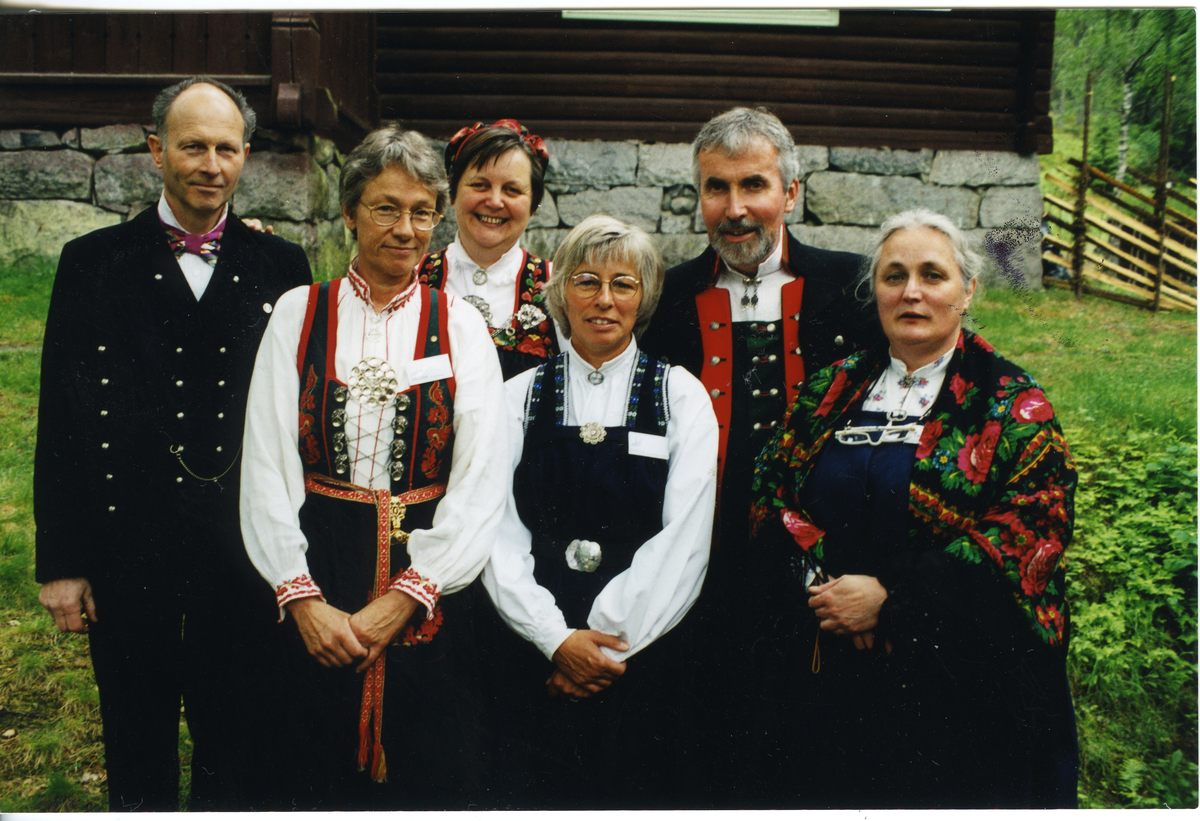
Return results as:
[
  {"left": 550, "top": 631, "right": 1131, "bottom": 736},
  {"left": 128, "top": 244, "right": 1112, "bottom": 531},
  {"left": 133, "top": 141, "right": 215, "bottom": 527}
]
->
[
  {"left": 34, "top": 76, "right": 312, "bottom": 811},
  {"left": 639, "top": 107, "right": 883, "bottom": 806}
]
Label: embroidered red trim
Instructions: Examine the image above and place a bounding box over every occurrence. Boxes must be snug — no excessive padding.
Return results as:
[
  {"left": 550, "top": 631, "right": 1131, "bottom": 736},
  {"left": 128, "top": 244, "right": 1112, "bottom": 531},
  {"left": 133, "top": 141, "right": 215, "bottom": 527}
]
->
[
  {"left": 346, "top": 258, "right": 419, "bottom": 315},
  {"left": 274, "top": 574, "right": 325, "bottom": 621},
  {"left": 388, "top": 567, "right": 441, "bottom": 620}
]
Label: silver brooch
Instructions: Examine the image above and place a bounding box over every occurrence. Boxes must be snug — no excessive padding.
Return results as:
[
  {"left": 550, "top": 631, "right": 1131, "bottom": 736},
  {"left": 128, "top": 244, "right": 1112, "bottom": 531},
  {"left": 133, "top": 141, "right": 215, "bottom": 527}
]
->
[
  {"left": 587, "top": 370, "right": 604, "bottom": 385},
  {"left": 566, "top": 539, "right": 602, "bottom": 573},
  {"left": 472, "top": 267, "right": 488, "bottom": 286},
  {"left": 348, "top": 357, "right": 399, "bottom": 407},
  {"left": 515, "top": 303, "right": 546, "bottom": 330},
  {"left": 579, "top": 422, "right": 606, "bottom": 445},
  {"left": 463, "top": 295, "right": 493, "bottom": 326}
]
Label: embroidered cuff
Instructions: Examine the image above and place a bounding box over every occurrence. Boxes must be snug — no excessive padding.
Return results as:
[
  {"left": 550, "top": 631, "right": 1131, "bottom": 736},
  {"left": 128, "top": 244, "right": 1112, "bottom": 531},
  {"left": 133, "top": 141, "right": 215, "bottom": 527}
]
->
[
  {"left": 388, "top": 568, "right": 441, "bottom": 620},
  {"left": 275, "top": 574, "right": 325, "bottom": 622}
]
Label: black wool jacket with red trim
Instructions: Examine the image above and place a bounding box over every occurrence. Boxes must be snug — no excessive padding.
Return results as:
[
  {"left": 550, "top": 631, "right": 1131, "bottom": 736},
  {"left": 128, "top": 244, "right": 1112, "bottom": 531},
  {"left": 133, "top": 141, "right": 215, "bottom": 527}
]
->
[{"left": 640, "top": 228, "right": 884, "bottom": 395}]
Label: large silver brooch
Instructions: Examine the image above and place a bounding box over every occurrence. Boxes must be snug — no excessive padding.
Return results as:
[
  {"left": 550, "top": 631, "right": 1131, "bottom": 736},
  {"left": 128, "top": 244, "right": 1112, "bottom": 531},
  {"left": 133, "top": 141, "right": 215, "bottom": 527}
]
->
[
  {"left": 579, "top": 422, "right": 606, "bottom": 445},
  {"left": 515, "top": 304, "right": 546, "bottom": 330},
  {"left": 566, "top": 539, "right": 602, "bottom": 573},
  {"left": 348, "top": 357, "right": 399, "bottom": 407}
]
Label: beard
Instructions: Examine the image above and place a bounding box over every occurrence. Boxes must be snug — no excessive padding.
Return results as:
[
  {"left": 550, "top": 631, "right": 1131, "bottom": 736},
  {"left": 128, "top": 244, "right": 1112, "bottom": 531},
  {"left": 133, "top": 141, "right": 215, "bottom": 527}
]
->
[{"left": 709, "top": 218, "right": 779, "bottom": 271}]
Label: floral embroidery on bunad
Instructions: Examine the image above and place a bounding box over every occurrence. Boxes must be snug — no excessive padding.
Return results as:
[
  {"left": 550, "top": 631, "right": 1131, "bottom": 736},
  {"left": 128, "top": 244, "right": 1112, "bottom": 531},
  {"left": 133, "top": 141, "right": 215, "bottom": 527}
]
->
[
  {"left": 751, "top": 330, "right": 1076, "bottom": 647},
  {"left": 388, "top": 567, "right": 443, "bottom": 644},
  {"left": 299, "top": 365, "right": 321, "bottom": 465},
  {"left": 420, "top": 381, "right": 452, "bottom": 480},
  {"left": 418, "top": 251, "right": 555, "bottom": 358}
]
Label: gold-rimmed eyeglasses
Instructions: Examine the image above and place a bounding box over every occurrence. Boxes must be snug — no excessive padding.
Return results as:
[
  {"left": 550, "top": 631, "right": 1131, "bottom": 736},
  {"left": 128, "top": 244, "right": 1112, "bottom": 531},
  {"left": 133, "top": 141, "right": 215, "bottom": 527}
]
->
[
  {"left": 570, "top": 273, "right": 641, "bottom": 300},
  {"left": 363, "top": 203, "right": 443, "bottom": 232}
]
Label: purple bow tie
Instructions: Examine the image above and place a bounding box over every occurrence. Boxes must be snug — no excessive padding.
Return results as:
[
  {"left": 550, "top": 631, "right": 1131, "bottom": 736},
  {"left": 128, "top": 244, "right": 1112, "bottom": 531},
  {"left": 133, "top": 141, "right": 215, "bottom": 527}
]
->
[{"left": 162, "top": 216, "right": 226, "bottom": 263}]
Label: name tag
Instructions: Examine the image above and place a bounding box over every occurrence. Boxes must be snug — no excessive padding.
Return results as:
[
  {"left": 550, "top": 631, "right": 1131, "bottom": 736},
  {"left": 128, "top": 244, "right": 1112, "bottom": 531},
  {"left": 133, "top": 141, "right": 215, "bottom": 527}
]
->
[
  {"left": 628, "top": 431, "right": 669, "bottom": 460},
  {"left": 903, "top": 423, "right": 925, "bottom": 445},
  {"left": 405, "top": 354, "right": 453, "bottom": 386}
]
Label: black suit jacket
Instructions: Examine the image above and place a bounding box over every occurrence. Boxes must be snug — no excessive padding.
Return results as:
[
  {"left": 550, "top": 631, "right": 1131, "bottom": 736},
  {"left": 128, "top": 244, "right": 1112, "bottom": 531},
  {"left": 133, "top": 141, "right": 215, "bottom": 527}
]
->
[
  {"left": 34, "top": 205, "right": 312, "bottom": 584},
  {"left": 640, "top": 228, "right": 883, "bottom": 383}
]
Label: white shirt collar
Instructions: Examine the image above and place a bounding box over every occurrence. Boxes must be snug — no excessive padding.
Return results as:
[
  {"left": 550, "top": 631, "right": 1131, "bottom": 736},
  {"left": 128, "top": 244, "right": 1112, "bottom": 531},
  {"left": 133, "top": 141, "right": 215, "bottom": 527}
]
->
[
  {"left": 565, "top": 334, "right": 639, "bottom": 381},
  {"left": 862, "top": 347, "right": 954, "bottom": 417},
  {"left": 445, "top": 236, "right": 525, "bottom": 284},
  {"left": 157, "top": 191, "right": 228, "bottom": 235}
]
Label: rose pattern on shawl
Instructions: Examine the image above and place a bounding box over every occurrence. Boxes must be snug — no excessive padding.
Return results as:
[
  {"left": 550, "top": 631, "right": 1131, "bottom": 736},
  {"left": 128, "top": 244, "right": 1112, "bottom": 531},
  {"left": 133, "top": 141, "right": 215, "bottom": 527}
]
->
[
  {"left": 516, "top": 333, "right": 549, "bottom": 357},
  {"left": 1012, "top": 389, "right": 1054, "bottom": 424},
  {"left": 752, "top": 329, "right": 1076, "bottom": 646},
  {"left": 915, "top": 419, "right": 943, "bottom": 460},
  {"left": 1019, "top": 536, "right": 1063, "bottom": 597},
  {"left": 957, "top": 420, "right": 1001, "bottom": 484},
  {"left": 950, "top": 373, "right": 974, "bottom": 405},
  {"left": 781, "top": 509, "right": 825, "bottom": 550}
]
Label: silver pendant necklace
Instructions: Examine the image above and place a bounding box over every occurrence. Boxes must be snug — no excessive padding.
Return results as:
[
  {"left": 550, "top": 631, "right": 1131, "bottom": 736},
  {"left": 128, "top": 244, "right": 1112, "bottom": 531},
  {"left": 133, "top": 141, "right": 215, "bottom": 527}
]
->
[{"left": 740, "top": 274, "right": 760, "bottom": 309}]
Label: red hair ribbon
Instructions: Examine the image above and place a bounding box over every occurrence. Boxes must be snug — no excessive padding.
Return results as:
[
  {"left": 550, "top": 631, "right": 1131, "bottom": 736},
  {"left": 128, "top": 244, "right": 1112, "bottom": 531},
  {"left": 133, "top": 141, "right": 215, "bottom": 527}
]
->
[{"left": 446, "top": 119, "right": 550, "bottom": 168}]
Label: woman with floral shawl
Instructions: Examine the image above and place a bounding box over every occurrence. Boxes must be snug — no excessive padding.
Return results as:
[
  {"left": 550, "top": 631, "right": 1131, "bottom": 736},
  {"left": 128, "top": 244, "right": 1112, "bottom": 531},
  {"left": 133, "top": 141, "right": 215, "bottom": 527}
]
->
[{"left": 748, "top": 208, "right": 1078, "bottom": 808}]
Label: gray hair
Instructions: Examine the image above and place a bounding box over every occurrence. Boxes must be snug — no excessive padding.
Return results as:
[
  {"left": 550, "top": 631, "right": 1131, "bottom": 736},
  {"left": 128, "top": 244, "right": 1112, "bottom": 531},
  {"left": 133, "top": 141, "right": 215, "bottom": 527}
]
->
[
  {"left": 692, "top": 106, "right": 799, "bottom": 190},
  {"left": 859, "top": 207, "right": 984, "bottom": 299},
  {"left": 339, "top": 125, "right": 450, "bottom": 233},
  {"left": 152, "top": 76, "right": 256, "bottom": 143},
  {"left": 547, "top": 215, "right": 664, "bottom": 340}
]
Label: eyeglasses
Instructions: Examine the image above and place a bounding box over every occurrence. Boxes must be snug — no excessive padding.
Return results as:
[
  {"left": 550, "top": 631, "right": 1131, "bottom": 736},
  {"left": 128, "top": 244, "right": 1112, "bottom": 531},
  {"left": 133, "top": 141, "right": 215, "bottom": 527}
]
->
[
  {"left": 570, "top": 273, "right": 641, "bottom": 300},
  {"left": 363, "top": 203, "right": 442, "bottom": 231}
]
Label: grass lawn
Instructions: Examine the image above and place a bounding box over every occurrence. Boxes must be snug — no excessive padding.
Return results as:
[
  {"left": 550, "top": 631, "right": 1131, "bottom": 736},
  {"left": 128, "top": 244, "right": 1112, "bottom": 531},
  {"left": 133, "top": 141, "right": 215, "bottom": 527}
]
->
[{"left": 0, "top": 258, "right": 1195, "bottom": 809}]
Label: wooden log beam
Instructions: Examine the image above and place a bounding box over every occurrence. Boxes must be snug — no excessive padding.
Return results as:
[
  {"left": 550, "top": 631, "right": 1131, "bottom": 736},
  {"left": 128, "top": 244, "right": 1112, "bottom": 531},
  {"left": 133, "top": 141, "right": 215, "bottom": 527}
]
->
[
  {"left": 379, "top": 72, "right": 1019, "bottom": 113},
  {"left": 383, "top": 93, "right": 1019, "bottom": 132},
  {"left": 378, "top": 48, "right": 1032, "bottom": 89}
]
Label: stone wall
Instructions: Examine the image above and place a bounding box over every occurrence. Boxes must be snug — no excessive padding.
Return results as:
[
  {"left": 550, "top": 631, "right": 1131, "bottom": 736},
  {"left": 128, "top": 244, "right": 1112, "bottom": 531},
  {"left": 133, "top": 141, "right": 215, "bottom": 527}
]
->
[
  {"left": 0, "top": 125, "right": 350, "bottom": 275},
  {"left": 428, "top": 140, "right": 1044, "bottom": 289},
  {"left": 1, "top": 126, "right": 1043, "bottom": 288}
]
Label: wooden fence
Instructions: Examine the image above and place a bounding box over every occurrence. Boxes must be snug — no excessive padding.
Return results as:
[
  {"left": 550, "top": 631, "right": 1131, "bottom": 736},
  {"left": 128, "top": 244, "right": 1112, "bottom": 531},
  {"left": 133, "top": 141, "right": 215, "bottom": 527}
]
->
[
  {"left": 1040, "top": 69, "right": 1197, "bottom": 312},
  {"left": 1042, "top": 163, "right": 1197, "bottom": 311}
]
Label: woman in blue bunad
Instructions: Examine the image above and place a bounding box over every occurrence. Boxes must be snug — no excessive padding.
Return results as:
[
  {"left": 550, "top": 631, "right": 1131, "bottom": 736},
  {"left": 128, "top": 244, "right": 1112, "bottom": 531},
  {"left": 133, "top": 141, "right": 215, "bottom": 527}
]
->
[
  {"left": 482, "top": 215, "right": 719, "bottom": 809},
  {"left": 239, "top": 125, "right": 507, "bottom": 810},
  {"left": 749, "top": 208, "right": 1079, "bottom": 809},
  {"left": 418, "top": 119, "right": 558, "bottom": 381}
]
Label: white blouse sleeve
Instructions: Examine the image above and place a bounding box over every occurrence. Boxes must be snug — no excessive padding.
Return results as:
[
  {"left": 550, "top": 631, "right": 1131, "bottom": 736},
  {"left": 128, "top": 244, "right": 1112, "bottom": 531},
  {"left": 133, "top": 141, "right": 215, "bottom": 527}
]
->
[
  {"left": 239, "top": 286, "right": 314, "bottom": 597},
  {"left": 588, "top": 365, "right": 718, "bottom": 661},
  {"left": 403, "top": 297, "right": 508, "bottom": 595},
  {"left": 480, "top": 369, "right": 574, "bottom": 661}
]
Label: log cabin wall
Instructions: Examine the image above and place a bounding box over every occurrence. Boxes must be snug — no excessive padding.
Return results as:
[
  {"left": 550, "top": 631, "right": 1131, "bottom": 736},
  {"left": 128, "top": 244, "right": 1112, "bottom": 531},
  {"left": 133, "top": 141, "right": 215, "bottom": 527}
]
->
[
  {"left": 1, "top": 9, "right": 1054, "bottom": 283},
  {"left": 377, "top": 9, "right": 1054, "bottom": 154},
  {"left": 0, "top": 11, "right": 372, "bottom": 275}
]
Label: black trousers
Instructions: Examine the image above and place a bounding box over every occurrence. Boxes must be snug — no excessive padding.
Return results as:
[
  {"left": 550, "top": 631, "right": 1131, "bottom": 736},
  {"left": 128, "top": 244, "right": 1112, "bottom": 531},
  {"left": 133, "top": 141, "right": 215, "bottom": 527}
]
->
[{"left": 86, "top": 505, "right": 288, "bottom": 811}]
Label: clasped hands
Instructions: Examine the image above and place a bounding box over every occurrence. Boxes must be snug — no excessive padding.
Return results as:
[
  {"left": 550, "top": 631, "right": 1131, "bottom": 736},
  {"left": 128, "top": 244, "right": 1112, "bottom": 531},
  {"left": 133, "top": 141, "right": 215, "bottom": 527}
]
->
[
  {"left": 287, "top": 591, "right": 420, "bottom": 673},
  {"left": 547, "top": 630, "right": 629, "bottom": 700},
  {"left": 808, "top": 574, "right": 893, "bottom": 654}
]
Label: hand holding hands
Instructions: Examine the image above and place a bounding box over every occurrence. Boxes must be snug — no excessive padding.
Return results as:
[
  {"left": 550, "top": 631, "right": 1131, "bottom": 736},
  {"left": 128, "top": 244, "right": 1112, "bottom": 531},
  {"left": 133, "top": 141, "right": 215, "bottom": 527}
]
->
[
  {"left": 809, "top": 574, "right": 891, "bottom": 653},
  {"left": 549, "top": 630, "right": 629, "bottom": 699},
  {"left": 287, "top": 597, "right": 367, "bottom": 668},
  {"left": 349, "top": 590, "right": 420, "bottom": 673}
]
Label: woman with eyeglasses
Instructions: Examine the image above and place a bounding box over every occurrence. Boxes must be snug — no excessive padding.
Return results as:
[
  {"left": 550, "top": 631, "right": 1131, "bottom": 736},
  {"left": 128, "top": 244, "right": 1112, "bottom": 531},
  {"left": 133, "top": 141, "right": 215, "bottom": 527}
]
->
[
  {"left": 481, "top": 215, "right": 718, "bottom": 808},
  {"left": 239, "top": 125, "right": 507, "bottom": 809},
  {"left": 418, "top": 119, "right": 558, "bottom": 380},
  {"left": 748, "top": 208, "right": 1078, "bottom": 808}
]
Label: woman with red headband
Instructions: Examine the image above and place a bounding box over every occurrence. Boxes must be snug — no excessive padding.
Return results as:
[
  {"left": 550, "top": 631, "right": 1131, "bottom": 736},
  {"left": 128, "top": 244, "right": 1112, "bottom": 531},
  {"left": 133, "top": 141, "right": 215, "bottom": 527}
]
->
[{"left": 419, "top": 120, "right": 558, "bottom": 381}]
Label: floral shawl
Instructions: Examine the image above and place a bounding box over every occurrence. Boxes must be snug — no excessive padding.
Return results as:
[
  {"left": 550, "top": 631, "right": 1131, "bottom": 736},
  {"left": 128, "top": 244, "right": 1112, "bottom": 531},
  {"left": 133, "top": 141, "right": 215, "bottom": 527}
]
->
[{"left": 750, "top": 330, "right": 1076, "bottom": 649}]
